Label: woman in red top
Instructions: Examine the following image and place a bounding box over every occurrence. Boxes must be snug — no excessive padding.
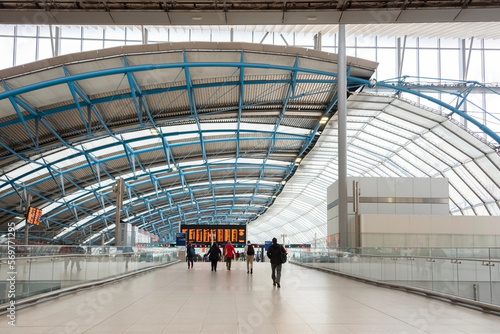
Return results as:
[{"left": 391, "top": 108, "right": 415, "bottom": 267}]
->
[{"left": 223, "top": 241, "right": 236, "bottom": 270}]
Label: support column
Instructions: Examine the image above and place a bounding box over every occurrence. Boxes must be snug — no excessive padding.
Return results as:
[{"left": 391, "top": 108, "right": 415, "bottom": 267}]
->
[
  {"left": 338, "top": 24, "right": 348, "bottom": 249},
  {"left": 314, "top": 32, "right": 322, "bottom": 50},
  {"left": 141, "top": 25, "right": 148, "bottom": 44},
  {"left": 24, "top": 194, "right": 32, "bottom": 245},
  {"left": 114, "top": 178, "right": 124, "bottom": 246}
]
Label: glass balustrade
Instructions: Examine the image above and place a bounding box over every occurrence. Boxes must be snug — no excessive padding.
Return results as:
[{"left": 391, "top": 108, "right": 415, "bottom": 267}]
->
[
  {"left": 288, "top": 246, "right": 500, "bottom": 307},
  {"left": 0, "top": 245, "right": 179, "bottom": 306}
]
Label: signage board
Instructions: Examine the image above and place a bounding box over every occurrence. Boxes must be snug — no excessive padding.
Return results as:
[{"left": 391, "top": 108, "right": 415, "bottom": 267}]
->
[
  {"left": 26, "top": 207, "right": 42, "bottom": 225},
  {"left": 265, "top": 241, "right": 272, "bottom": 251},
  {"left": 176, "top": 232, "right": 187, "bottom": 246},
  {"left": 180, "top": 225, "right": 246, "bottom": 245}
]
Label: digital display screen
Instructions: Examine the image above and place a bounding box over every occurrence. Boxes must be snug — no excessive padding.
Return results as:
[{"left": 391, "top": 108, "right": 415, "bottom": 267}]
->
[
  {"left": 26, "top": 207, "right": 42, "bottom": 225},
  {"left": 181, "top": 225, "right": 246, "bottom": 245}
]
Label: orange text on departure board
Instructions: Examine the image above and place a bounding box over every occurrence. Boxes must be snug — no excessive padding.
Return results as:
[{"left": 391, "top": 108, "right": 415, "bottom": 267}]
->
[
  {"left": 26, "top": 207, "right": 42, "bottom": 225},
  {"left": 181, "top": 227, "right": 246, "bottom": 244}
]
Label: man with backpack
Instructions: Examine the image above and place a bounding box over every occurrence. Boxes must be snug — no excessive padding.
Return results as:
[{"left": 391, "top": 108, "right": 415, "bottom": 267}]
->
[
  {"left": 266, "top": 237, "right": 287, "bottom": 288},
  {"left": 244, "top": 240, "right": 255, "bottom": 274}
]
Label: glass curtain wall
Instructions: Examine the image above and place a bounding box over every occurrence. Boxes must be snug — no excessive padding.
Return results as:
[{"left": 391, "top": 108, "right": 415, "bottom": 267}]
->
[{"left": 1, "top": 25, "right": 499, "bottom": 136}]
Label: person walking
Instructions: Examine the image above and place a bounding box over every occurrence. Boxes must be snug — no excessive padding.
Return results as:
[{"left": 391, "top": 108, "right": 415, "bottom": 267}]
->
[
  {"left": 266, "top": 237, "right": 286, "bottom": 288},
  {"left": 223, "top": 240, "right": 236, "bottom": 270},
  {"left": 186, "top": 243, "right": 195, "bottom": 269},
  {"left": 207, "top": 242, "right": 222, "bottom": 272},
  {"left": 244, "top": 240, "right": 255, "bottom": 274}
]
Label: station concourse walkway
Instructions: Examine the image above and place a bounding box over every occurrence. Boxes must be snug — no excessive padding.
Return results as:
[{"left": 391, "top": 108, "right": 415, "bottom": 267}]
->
[{"left": 3, "top": 261, "right": 499, "bottom": 334}]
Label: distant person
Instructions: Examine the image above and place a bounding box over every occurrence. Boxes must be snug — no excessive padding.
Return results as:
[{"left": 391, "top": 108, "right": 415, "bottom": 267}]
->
[
  {"left": 223, "top": 241, "right": 236, "bottom": 270},
  {"left": 123, "top": 246, "right": 134, "bottom": 269},
  {"left": 267, "top": 237, "right": 286, "bottom": 288},
  {"left": 58, "top": 243, "right": 71, "bottom": 270},
  {"left": 186, "top": 243, "right": 195, "bottom": 269},
  {"left": 244, "top": 240, "right": 255, "bottom": 274},
  {"left": 69, "top": 244, "right": 85, "bottom": 271},
  {"left": 207, "top": 242, "right": 222, "bottom": 272}
]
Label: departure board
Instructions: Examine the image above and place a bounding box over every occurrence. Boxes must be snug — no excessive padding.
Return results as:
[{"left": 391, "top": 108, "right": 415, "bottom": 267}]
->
[
  {"left": 26, "top": 207, "right": 42, "bottom": 225},
  {"left": 180, "top": 225, "right": 246, "bottom": 245}
]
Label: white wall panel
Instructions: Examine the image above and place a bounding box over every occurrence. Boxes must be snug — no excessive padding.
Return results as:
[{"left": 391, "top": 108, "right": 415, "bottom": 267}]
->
[{"left": 413, "top": 177, "right": 431, "bottom": 197}]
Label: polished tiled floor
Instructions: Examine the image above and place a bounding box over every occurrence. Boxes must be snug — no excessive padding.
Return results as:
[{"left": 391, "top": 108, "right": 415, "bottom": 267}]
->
[{"left": 2, "top": 260, "right": 499, "bottom": 334}]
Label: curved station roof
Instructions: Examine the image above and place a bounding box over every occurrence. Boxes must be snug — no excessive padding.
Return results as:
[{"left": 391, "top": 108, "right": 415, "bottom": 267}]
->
[
  {"left": 0, "top": 42, "right": 375, "bottom": 244},
  {"left": 0, "top": 42, "right": 499, "bottom": 245}
]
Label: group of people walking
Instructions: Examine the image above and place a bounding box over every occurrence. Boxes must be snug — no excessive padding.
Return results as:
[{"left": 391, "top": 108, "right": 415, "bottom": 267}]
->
[{"left": 185, "top": 237, "right": 287, "bottom": 287}]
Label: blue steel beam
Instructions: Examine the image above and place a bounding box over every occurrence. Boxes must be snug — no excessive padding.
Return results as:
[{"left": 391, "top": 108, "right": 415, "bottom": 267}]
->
[
  {"left": 0, "top": 161, "right": 287, "bottom": 205},
  {"left": 0, "top": 62, "right": 343, "bottom": 101},
  {"left": 0, "top": 78, "right": 336, "bottom": 134},
  {"left": 351, "top": 77, "right": 500, "bottom": 147},
  {"left": 63, "top": 66, "right": 91, "bottom": 136},
  {"left": 2, "top": 82, "right": 37, "bottom": 147},
  {"left": 1, "top": 60, "right": 494, "bottom": 147},
  {"left": 234, "top": 52, "right": 244, "bottom": 210},
  {"left": 58, "top": 187, "right": 273, "bottom": 237},
  {"left": 250, "top": 57, "right": 300, "bottom": 210},
  {"left": 182, "top": 51, "right": 215, "bottom": 214}
]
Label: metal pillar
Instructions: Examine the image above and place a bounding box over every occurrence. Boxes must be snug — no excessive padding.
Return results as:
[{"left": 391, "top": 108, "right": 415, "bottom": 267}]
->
[
  {"left": 353, "top": 181, "right": 360, "bottom": 247},
  {"left": 142, "top": 26, "right": 148, "bottom": 44},
  {"left": 338, "top": 24, "right": 348, "bottom": 249},
  {"left": 24, "top": 194, "right": 32, "bottom": 245},
  {"left": 314, "top": 32, "right": 322, "bottom": 50},
  {"left": 114, "top": 178, "right": 124, "bottom": 246}
]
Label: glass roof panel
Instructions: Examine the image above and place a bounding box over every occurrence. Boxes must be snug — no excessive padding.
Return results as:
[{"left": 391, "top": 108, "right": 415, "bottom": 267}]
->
[
  {"left": 369, "top": 118, "right": 417, "bottom": 139},
  {"left": 356, "top": 132, "right": 402, "bottom": 152},
  {"left": 474, "top": 205, "right": 490, "bottom": 215},
  {"left": 376, "top": 112, "right": 427, "bottom": 134},
  {"left": 363, "top": 124, "right": 410, "bottom": 145},
  {"left": 448, "top": 183, "right": 468, "bottom": 212},
  {"left": 384, "top": 104, "right": 440, "bottom": 129},
  {"left": 421, "top": 131, "right": 469, "bottom": 163},
  {"left": 473, "top": 157, "right": 500, "bottom": 199},
  {"left": 432, "top": 125, "right": 483, "bottom": 158},
  {"left": 406, "top": 141, "right": 451, "bottom": 173},
  {"left": 350, "top": 140, "right": 391, "bottom": 158},
  {"left": 444, "top": 168, "right": 481, "bottom": 207},
  {"left": 391, "top": 155, "right": 425, "bottom": 177},
  {"left": 486, "top": 203, "right": 500, "bottom": 215},
  {"left": 454, "top": 163, "right": 494, "bottom": 202},
  {"left": 398, "top": 149, "right": 437, "bottom": 176}
]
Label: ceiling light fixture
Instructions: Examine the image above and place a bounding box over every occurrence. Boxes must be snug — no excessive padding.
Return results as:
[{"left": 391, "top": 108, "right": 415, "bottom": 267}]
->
[
  {"left": 307, "top": 16, "right": 317, "bottom": 21},
  {"left": 295, "top": 157, "right": 302, "bottom": 163},
  {"left": 319, "top": 117, "right": 329, "bottom": 124},
  {"left": 192, "top": 16, "right": 203, "bottom": 21},
  {"left": 281, "top": 180, "right": 286, "bottom": 185},
  {"left": 149, "top": 128, "right": 159, "bottom": 135}
]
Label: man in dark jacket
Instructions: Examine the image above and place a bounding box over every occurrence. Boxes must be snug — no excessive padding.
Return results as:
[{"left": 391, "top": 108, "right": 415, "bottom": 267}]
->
[
  {"left": 267, "top": 237, "right": 286, "bottom": 288},
  {"left": 186, "top": 243, "right": 195, "bottom": 269},
  {"left": 207, "top": 242, "right": 222, "bottom": 272}
]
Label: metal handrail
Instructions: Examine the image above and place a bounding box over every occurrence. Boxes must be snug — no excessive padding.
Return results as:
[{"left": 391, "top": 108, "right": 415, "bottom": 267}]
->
[
  {"left": 0, "top": 251, "right": 163, "bottom": 261},
  {"left": 290, "top": 250, "right": 500, "bottom": 264}
]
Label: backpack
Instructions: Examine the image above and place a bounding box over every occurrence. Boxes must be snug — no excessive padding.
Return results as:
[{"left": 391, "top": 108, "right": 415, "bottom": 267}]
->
[
  {"left": 190, "top": 247, "right": 196, "bottom": 256},
  {"left": 280, "top": 246, "right": 287, "bottom": 264},
  {"left": 247, "top": 244, "right": 254, "bottom": 256}
]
